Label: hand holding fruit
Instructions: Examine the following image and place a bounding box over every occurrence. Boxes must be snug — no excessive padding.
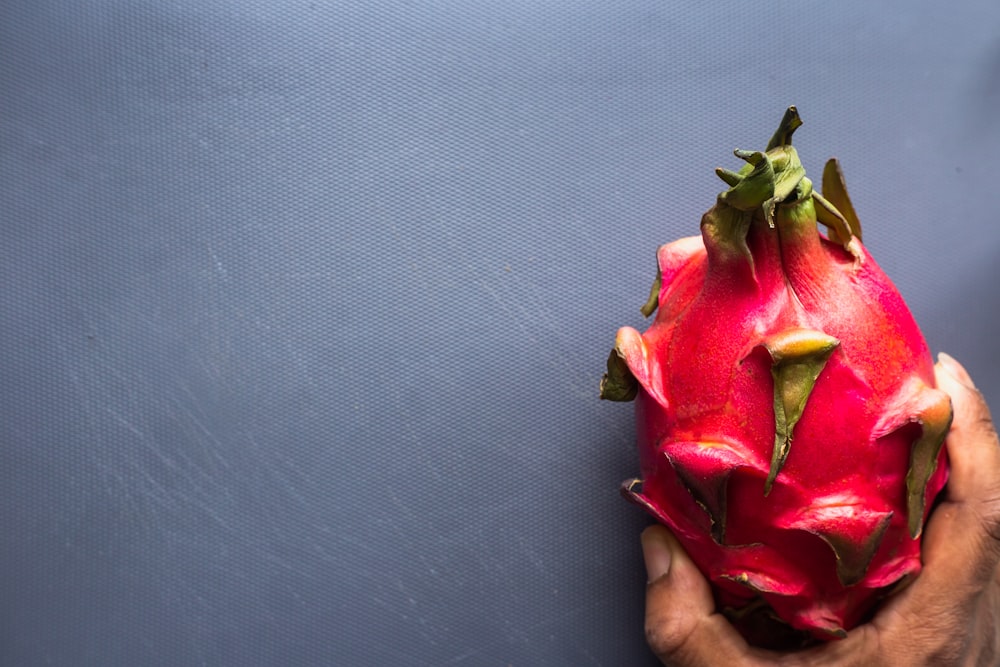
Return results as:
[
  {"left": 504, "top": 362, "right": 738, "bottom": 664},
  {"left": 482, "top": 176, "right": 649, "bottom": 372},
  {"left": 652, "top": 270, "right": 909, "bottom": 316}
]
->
[{"left": 640, "top": 353, "right": 1000, "bottom": 665}]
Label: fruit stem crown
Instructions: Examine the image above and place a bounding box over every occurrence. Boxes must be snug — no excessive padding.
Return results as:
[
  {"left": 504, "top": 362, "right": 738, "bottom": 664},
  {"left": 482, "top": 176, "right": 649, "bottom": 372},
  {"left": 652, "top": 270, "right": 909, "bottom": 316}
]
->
[{"left": 703, "top": 107, "right": 864, "bottom": 273}]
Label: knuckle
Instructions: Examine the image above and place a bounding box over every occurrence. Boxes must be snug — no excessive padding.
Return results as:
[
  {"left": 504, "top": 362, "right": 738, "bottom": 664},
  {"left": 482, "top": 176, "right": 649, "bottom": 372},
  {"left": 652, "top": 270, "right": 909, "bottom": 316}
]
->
[
  {"left": 975, "top": 493, "right": 1000, "bottom": 550},
  {"left": 956, "top": 385, "right": 999, "bottom": 441},
  {"left": 978, "top": 518, "right": 1000, "bottom": 574},
  {"left": 959, "top": 505, "right": 1000, "bottom": 588},
  {"left": 969, "top": 385, "right": 999, "bottom": 436},
  {"left": 644, "top": 615, "right": 680, "bottom": 658},
  {"left": 974, "top": 412, "right": 999, "bottom": 443},
  {"left": 644, "top": 610, "right": 697, "bottom": 664},
  {"left": 643, "top": 621, "right": 671, "bottom": 658}
]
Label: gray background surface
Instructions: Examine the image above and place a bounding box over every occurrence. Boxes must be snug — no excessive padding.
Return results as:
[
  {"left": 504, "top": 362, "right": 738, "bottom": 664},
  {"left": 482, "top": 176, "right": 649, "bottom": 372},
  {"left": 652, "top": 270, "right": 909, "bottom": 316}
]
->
[{"left": 2, "top": 1, "right": 999, "bottom": 665}]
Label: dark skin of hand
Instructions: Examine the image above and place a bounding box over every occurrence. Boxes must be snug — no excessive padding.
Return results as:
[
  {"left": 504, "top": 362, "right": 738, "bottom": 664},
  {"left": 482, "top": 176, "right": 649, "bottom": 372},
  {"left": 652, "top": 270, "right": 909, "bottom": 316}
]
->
[{"left": 640, "top": 353, "right": 1000, "bottom": 667}]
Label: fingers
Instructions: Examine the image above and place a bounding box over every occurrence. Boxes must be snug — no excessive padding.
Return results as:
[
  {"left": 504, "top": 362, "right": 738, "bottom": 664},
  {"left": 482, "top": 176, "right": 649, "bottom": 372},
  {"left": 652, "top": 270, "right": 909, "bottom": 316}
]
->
[
  {"left": 635, "top": 357, "right": 1000, "bottom": 666},
  {"left": 934, "top": 353, "right": 1000, "bottom": 505},
  {"left": 641, "top": 525, "right": 761, "bottom": 666},
  {"left": 875, "top": 354, "right": 1000, "bottom": 646},
  {"left": 931, "top": 354, "right": 1000, "bottom": 591}
]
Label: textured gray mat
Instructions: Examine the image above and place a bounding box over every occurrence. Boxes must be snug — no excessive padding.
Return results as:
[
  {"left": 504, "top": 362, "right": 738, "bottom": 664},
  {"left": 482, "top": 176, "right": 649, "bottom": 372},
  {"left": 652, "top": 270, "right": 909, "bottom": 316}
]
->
[{"left": 2, "top": 1, "right": 999, "bottom": 665}]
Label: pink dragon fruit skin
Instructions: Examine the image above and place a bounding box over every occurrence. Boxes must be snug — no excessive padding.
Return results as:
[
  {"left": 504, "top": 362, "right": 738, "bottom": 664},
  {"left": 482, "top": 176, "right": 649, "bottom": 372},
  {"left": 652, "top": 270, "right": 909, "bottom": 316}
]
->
[{"left": 601, "top": 108, "right": 951, "bottom": 642}]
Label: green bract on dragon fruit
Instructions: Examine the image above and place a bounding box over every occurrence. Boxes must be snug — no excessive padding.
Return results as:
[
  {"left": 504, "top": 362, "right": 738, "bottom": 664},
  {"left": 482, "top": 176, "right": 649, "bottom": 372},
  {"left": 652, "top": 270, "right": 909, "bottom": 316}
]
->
[{"left": 601, "top": 107, "right": 951, "bottom": 642}]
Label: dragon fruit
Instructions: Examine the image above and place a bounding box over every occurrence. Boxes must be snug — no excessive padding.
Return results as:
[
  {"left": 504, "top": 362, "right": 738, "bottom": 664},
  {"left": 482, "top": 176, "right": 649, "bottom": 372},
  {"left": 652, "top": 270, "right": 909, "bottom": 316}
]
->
[{"left": 601, "top": 107, "right": 951, "bottom": 643}]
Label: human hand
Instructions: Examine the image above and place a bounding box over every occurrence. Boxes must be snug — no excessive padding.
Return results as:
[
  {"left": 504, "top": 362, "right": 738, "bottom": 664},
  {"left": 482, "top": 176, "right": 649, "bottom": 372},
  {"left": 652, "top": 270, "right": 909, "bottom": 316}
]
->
[{"left": 639, "top": 352, "right": 1000, "bottom": 666}]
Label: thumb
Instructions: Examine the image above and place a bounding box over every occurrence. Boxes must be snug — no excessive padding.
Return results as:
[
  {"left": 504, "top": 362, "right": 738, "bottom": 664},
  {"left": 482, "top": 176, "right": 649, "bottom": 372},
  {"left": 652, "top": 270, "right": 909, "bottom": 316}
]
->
[
  {"left": 641, "top": 526, "right": 754, "bottom": 665},
  {"left": 934, "top": 352, "right": 1000, "bottom": 505},
  {"left": 916, "top": 353, "right": 1000, "bottom": 589}
]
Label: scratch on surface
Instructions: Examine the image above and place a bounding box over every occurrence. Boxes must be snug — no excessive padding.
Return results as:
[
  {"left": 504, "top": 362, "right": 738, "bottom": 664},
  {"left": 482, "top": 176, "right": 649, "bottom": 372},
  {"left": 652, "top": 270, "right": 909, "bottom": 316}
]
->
[
  {"left": 106, "top": 406, "right": 144, "bottom": 438},
  {"left": 445, "top": 595, "right": 616, "bottom": 665},
  {"left": 169, "top": 383, "right": 233, "bottom": 475},
  {"left": 440, "top": 230, "right": 598, "bottom": 407},
  {"left": 383, "top": 487, "right": 441, "bottom": 581}
]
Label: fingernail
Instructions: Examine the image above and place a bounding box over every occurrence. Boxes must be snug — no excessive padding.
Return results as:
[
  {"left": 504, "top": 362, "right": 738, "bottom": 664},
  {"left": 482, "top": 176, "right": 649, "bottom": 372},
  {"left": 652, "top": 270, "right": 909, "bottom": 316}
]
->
[
  {"left": 938, "top": 352, "right": 977, "bottom": 389},
  {"left": 641, "top": 526, "right": 673, "bottom": 583}
]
